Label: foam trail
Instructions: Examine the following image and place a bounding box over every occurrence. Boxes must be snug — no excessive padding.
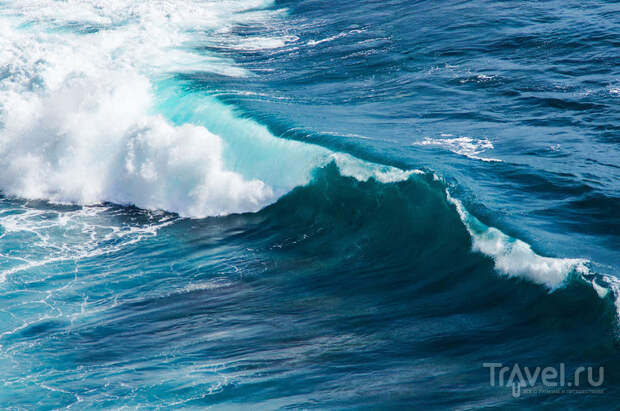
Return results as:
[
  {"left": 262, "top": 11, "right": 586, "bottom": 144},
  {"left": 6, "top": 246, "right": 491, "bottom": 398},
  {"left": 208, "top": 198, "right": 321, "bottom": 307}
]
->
[{"left": 0, "top": 204, "right": 174, "bottom": 283}]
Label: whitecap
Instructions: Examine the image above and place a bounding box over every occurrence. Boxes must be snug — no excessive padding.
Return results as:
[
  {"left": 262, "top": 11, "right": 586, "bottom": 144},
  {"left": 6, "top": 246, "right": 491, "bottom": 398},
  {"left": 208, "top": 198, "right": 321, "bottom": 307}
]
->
[{"left": 413, "top": 136, "right": 502, "bottom": 162}]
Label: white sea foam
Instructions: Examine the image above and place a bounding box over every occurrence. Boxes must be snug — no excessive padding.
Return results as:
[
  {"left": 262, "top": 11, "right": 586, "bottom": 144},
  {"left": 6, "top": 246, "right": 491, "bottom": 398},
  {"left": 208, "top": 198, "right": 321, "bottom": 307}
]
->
[
  {"left": 413, "top": 135, "right": 502, "bottom": 162},
  {"left": 610, "top": 280, "right": 620, "bottom": 321},
  {"left": 591, "top": 279, "right": 609, "bottom": 298},
  {"left": 590, "top": 274, "right": 620, "bottom": 318},
  {"left": 222, "top": 35, "right": 299, "bottom": 51},
  {"left": 180, "top": 280, "right": 233, "bottom": 294},
  {"left": 0, "top": 0, "right": 417, "bottom": 218},
  {"left": 329, "top": 153, "right": 423, "bottom": 183},
  {"left": 446, "top": 192, "right": 588, "bottom": 289},
  {"left": 307, "top": 30, "right": 364, "bottom": 47},
  {"left": 0, "top": 205, "right": 174, "bottom": 283},
  {"left": 0, "top": 1, "right": 282, "bottom": 217}
]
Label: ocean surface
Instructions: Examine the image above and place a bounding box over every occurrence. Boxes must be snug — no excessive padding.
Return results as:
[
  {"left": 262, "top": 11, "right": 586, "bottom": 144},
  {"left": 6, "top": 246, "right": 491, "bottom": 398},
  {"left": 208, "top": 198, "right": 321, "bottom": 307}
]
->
[{"left": 0, "top": 0, "right": 619, "bottom": 408}]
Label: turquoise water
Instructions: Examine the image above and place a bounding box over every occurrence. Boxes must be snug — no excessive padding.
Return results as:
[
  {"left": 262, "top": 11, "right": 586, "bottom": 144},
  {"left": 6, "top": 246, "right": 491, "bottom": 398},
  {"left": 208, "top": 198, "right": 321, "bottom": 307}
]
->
[{"left": 0, "top": 0, "right": 619, "bottom": 408}]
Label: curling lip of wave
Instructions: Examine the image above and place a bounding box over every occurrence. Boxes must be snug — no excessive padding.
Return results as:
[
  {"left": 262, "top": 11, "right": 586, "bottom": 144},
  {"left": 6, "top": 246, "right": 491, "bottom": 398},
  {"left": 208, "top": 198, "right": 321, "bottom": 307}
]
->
[
  {"left": 447, "top": 192, "right": 588, "bottom": 289},
  {"left": 447, "top": 191, "right": 620, "bottom": 322}
]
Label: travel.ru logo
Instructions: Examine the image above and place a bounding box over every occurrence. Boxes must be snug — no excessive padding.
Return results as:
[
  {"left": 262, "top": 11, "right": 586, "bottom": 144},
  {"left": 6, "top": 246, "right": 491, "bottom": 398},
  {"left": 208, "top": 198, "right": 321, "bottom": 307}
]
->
[{"left": 483, "top": 362, "right": 605, "bottom": 398}]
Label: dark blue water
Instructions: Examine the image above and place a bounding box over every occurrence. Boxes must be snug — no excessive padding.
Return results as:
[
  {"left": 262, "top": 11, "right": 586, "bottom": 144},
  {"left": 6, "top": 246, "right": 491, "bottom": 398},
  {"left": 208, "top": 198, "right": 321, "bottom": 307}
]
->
[{"left": 0, "top": 0, "right": 619, "bottom": 408}]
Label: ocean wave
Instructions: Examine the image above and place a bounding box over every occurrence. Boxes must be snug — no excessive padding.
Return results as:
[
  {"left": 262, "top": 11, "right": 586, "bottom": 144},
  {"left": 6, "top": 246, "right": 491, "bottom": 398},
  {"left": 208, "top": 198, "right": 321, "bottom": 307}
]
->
[{"left": 1, "top": 0, "right": 617, "bottom": 327}]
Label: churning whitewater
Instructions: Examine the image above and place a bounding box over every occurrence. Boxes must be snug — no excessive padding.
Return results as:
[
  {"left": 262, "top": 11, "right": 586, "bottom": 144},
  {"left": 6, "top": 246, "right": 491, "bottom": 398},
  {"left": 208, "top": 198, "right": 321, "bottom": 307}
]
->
[
  {"left": 0, "top": 0, "right": 423, "bottom": 217},
  {"left": 1, "top": 0, "right": 619, "bottom": 408}
]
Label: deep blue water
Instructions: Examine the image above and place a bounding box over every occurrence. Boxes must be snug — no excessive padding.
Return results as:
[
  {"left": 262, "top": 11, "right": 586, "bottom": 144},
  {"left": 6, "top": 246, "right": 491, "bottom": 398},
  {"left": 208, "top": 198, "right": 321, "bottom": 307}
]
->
[{"left": 0, "top": 0, "right": 619, "bottom": 408}]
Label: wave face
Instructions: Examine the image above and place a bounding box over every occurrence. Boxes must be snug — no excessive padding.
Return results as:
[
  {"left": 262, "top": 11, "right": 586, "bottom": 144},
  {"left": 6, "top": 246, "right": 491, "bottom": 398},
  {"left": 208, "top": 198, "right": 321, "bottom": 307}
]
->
[{"left": 1, "top": 0, "right": 619, "bottom": 408}]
